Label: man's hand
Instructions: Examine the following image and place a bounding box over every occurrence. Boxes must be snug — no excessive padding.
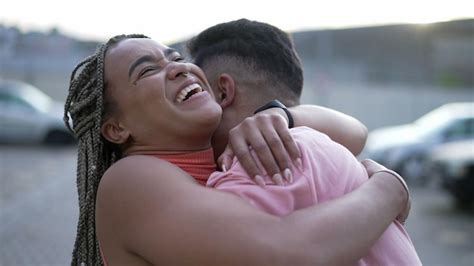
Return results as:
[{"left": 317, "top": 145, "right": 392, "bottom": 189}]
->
[
  {"left": 217, "top": 108, "right": 301, "bottom": 186},
  {"left": 361, "top": 159, "right": 411, "bottom": 224}
]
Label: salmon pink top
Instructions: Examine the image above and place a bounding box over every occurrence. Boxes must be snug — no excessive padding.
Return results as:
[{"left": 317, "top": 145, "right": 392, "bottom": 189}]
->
[{"left": 153, "top": 148, "right": 216, "bottom": 185}]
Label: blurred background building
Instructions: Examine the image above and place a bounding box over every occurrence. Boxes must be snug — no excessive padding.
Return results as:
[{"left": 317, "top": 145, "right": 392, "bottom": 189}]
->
[{"left": 1, "top": 19, "right": 472, "bottom": 129}]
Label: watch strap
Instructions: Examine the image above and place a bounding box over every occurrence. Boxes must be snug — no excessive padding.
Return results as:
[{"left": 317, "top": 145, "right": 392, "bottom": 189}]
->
[{"left": 253, "top": 99, "right": 294, "bottom": 128}]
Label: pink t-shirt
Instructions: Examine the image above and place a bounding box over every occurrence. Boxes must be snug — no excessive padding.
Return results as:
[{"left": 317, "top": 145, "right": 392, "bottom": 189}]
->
[{"left": 207, "top": 126, "right": 421, "bottom": 266}]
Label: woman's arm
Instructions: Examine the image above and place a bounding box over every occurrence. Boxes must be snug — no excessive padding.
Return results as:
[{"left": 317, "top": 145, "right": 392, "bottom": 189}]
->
[
  {"left": 96, "top": 155, "right": 406, "bottom": 265},
  {"left": 289, "top": 104, "right": 368, "bottom": 156}
]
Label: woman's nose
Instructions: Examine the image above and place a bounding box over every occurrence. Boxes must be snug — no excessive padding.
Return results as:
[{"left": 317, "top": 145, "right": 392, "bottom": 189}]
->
[{"left": 167, "top": 62, "right": 191, "bottom": 80}]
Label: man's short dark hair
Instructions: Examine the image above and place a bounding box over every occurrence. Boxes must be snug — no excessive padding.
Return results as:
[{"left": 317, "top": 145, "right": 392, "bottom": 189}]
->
[{"left": 187, "top": 19, "right": 303, "bottom": 103}]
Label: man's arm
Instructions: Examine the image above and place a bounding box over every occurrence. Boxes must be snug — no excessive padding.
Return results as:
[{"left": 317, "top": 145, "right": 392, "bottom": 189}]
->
[{"left": 97, "top": 156, "right": 406, "bottom": 265}]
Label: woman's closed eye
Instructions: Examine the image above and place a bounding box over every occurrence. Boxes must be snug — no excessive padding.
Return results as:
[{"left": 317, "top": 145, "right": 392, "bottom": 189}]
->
[{"left": 139, "top": 66, "right": 157, "bottom": 77}]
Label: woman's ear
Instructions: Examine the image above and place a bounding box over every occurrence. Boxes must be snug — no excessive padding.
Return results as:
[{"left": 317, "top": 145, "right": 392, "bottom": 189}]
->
[
  {"left": 216, "top": 73, "right": 236, "bottom": 109},
  {"left": 101, "top": 118, "right": 131, "bottom": 144}
]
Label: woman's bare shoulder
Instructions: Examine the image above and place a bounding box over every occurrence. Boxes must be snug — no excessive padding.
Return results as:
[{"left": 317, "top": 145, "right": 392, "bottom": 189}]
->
[{"left": 98, "top": 155, "right": 195, "bottom": 203}]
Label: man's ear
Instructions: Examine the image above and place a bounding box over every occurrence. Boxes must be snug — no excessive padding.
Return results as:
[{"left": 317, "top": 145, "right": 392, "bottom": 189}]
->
[
  {"left": 216, "top": 73, "right": 236, "bottom": 109},
  {"left": 101, "top": 118, "right": 131, "bottom": 145}
]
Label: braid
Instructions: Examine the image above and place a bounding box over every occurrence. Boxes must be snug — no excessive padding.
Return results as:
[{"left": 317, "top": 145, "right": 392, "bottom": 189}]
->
[{"left": 64, "top": 34, "right": 148, "bottom": 265}]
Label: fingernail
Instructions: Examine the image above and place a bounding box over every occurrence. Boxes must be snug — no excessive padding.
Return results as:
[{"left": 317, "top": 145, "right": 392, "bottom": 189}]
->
[
  {"left": 283, "top": 168, "right": 293, "bottom": 183},
  {"left": 221, "top": 164, "right": 228, "bottom": 172},
  {"left": 272, "top": 173, "right": 284, "bottom": 186},
  {"left": 255, "top": 175, "right": 266, "bottom": 188},
  {"left": 295, "top": 158, "right": 303, "bottom": 170}
]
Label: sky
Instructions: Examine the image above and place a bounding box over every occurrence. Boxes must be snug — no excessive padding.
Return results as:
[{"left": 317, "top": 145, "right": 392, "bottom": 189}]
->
[{"left": 2, "top": 0, "right": 473, "bottom": 44}]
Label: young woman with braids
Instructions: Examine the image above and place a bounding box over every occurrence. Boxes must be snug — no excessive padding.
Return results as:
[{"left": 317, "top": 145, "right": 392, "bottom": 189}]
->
[{"left": 65, "top": 35, "right": 410, "bottom": 265}]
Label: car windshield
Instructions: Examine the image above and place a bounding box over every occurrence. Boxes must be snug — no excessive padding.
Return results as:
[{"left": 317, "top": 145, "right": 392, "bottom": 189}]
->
[
  {"left": 414, "top": 103, "right": 473, "bottom": 137},
  {"left": 415, "top": 108, "right": 452, "bottom": 131},
  {"left": 6, "top": 82, "right": 52, "bottom": 113}
]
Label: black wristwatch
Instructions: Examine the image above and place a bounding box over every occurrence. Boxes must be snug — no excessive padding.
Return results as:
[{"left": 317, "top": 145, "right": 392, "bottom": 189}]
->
[{"left": 253, "top": 99, "right": 294, "bottom": 128}]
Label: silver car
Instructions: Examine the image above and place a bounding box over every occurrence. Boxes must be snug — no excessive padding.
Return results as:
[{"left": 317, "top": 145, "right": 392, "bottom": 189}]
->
[
  {"left": 0, "top": 79, "right": 75, "bottom": 145},
  {"left": 362, "top": 102, "right": 474, "bottom": 184}
]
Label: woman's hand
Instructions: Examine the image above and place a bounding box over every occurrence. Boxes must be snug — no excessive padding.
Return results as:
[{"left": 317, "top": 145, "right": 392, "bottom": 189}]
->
[{"left": 217, "top": 108, "right": 301, "bottom": 186}]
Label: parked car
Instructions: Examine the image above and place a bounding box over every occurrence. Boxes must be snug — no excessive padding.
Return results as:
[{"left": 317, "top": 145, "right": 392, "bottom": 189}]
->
[
  {"left": 424, "top": 139, "right": 474, "bottom": 207},
  {"left": 0, "top": 79, "right": 75, "bottom": 145},
  {"left": 362, "top": 102, "right": 474, "bottom": 184}
]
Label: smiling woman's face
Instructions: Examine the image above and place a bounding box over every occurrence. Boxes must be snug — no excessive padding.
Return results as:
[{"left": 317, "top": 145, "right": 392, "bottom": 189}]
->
[{"left": 102, "top": 38, "right": 222, "bottom": 152}]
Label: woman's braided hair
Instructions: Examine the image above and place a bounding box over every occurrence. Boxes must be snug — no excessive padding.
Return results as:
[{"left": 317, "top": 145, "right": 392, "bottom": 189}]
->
[{"left": 64, "top": 34, "right": 149, "bottom": 265}]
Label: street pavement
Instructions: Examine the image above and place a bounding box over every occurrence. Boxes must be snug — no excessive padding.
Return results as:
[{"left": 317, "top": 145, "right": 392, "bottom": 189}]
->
[
  {"left": 1, "top": 145, "right": 473, "bottom": 266},
  {"left": 1, "top": 145, "right": 77, "bottom": 266}
]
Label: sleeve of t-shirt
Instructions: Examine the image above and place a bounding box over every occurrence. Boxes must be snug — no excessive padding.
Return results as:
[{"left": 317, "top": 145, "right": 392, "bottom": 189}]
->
[{"left": 291, "top": 126, "right": 368, "bottom": 201}]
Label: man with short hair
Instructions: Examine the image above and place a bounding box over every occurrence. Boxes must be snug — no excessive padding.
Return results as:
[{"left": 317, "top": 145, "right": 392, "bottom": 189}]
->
[{"left": 188, "top": 18, "right": 369, "bottom": 180}]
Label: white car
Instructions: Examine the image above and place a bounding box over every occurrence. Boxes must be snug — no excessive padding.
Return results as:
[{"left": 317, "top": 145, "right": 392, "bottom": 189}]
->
[
  {"left": 362, "top": 102, "right": 474, "bottom": 184},
  {"left": 0, "top": 79, "right": 75, "bottom": 145}
]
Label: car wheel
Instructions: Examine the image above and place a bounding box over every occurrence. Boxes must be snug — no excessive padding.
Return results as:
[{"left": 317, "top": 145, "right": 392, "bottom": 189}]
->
[
  {"left": 454, "top": 197, "right": 473, "bottom": 210},
  {"left": 44, "top": 130, "right": 76, "bottom": 145},
  {"left": 398, "top": 156, "right": 426, "bottom": 186}
]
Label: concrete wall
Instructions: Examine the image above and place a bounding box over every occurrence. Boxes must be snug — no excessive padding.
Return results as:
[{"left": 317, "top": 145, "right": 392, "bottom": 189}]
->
[{"left": 301, "top": 81, "right": 474, "bottom": 131}]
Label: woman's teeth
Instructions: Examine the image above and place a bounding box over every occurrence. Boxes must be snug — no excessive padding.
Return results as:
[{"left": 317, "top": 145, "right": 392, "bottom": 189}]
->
[{"left": 176, "top": 83, "right": 203, "bottom": 103}]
